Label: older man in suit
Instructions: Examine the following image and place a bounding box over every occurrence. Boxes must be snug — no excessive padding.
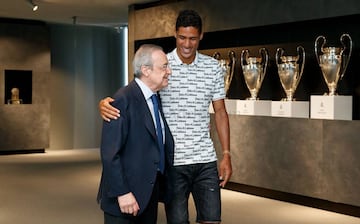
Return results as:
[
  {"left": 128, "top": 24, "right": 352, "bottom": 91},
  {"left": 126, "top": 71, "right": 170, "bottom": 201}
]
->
[{"left": 97, "top": 44, "right": 174, "bottom": 224}]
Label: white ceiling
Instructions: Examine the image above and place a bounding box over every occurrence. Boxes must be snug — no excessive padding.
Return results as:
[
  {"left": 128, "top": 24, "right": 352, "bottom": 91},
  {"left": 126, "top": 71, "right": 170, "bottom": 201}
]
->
[{"left": 0, "top": 0, "right": 160, "bottom": 26}]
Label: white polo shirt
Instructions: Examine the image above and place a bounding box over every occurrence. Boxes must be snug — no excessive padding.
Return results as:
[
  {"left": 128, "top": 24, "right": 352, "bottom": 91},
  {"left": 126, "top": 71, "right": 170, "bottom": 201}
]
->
[{"left": 160, "top": 48, "right": 225, "bottom": 166}]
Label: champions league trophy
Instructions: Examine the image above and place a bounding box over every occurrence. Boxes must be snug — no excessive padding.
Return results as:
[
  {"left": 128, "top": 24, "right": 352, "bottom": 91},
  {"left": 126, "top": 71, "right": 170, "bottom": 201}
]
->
[
  {"left": 213, "top": 50, "right": 236, "bottom": 97},
  {"left": 235, "top": 47, "right": 271, "bottom": 116},
  {"left": 311, "top": 34, "right": 353, "bottom": 120},
  {"left": 240, "top": 48, "right": 269, "bottom": 100},
  {"left": 314, "top": 33, "right": 353, "bottom": 96},
  {"left": 210, "top": 51, "right": 237, "bottom": 114},
  {"left": 275, "top": 46, "right": 305, "bottom": 101},
  {"left": 272, "top": 46, "right": 309, "bottom": 118}
]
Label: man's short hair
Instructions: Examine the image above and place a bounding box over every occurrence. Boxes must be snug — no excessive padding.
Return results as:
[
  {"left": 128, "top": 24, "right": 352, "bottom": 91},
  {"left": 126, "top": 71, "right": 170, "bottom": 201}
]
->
[{"left": 176, "top": 9, "right": 202, "bottom": 34}]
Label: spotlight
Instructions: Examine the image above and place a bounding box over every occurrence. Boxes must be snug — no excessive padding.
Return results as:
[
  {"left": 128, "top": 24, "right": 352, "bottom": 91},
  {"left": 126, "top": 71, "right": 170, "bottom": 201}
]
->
[{"left": 29, "top": 0, "right": 38, "bottom": 11}]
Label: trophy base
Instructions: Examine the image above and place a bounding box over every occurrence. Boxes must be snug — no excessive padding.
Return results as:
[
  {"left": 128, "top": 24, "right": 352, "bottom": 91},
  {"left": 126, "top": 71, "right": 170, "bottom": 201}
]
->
[
  {"left": 210, "top": 99, "right": 242, "bottom": 115},
  {"left": 224, "top": 99, "right": 239, "bottom": 115},
  {"left": 237, "top": 100, "right": 271, "bottom": 116},
  {"left": 209, "top": 99, "right": 272, "bottom": 116},
  {"left": 271, "top": 101, "right": 309, "bottom": 118},
  {"left": 310, "top": 95, "right": 352, "bottom": 120}
]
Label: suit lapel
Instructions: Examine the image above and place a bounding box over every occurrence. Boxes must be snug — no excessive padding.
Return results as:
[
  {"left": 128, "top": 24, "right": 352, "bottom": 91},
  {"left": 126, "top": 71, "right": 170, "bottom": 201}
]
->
[{"left": 129, "top": 81, "right": 157, "bottom": 140}]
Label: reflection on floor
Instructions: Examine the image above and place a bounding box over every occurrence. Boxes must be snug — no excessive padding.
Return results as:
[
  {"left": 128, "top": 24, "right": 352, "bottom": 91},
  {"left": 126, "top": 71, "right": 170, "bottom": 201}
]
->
[{"left": 1, "top": 149, "right": 359, "bottom": 224}]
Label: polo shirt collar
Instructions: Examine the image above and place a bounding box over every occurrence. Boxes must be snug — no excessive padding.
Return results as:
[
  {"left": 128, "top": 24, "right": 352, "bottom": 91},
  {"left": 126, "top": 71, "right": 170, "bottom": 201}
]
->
[{"left": 171, "top": 48, "right": 199, "bottom": 66}]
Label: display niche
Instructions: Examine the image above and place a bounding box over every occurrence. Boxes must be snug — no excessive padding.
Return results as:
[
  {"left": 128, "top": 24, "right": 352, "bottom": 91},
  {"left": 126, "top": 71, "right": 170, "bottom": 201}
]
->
[{"left": 4, "top": 69, "right": 32, "bottom": 104}]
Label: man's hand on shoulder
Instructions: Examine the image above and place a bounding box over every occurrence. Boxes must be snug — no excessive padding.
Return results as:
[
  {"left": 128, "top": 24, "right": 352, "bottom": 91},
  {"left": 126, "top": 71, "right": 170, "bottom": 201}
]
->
[{"left": 99, "top": 97, "right": 120, "bottom": 122}]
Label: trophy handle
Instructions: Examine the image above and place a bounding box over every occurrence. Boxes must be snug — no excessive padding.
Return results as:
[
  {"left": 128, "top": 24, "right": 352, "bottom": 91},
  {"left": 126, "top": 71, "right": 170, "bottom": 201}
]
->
[
  {"left": 339, "top": 33, "right": 353, "bottom": 80},
  {"left": 275, "top": 48, "right": 284, "bottom": 66},
  {"left": 296, "top": 46, "right": 305, "bottom": 78},
  {"left": 314, "top": 35, "right": 326, "bottom": 65},
  {"left": 228, "top": 50, "right": 236, "bottom": 84},
  {"left": 259, "top": 47, "right": 269, "bottom": 82},
  {"left": 240, "top": 49, "right": 249, "bottom": 67}
]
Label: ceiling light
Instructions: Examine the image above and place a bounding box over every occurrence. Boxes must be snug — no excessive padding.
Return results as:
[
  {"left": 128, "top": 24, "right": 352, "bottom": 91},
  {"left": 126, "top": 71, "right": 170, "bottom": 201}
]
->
[{"left": 28, "top": 0, "right": 38, "bottom": 11}]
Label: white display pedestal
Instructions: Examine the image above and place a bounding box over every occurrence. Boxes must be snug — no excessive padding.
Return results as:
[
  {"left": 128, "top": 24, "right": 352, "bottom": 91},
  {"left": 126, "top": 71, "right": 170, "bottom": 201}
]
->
[
  {"left": 237, "top": 100, "right": 271, "bottom": 116},
  {"left": 209, "top": 99, "right": 271, "bottom": 116},
  {"left": 209, "top": 99, "right": 241, "bottom": 114},
  {"left": 310, "top": 95, "right": 352, "bottom": 120},
  {"left": 271, "top": 101, "right": 309, "bottom": 118},
  {"left": 224, "top": 99, "right": 239, "bottom": 115}
]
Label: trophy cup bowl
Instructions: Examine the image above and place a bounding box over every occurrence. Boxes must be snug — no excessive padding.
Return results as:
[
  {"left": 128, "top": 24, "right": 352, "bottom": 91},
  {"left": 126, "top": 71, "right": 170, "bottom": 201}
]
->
[
  {"left": 213, "top": 51, "right": 236, "bottom": 97},
  {"left": 315, "top": 34, "right": 352, "bottom": 96},
  {"left": 241, "top": 48, "right": 269, "bottom": 100},
  {"left": 276, "top": 46, "right": 305, "bottom": 101}
]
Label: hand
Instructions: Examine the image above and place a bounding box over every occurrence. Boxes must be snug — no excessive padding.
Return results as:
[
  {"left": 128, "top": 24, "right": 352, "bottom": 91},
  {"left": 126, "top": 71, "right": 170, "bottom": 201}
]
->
[
  {"left": 99, "top": 97, "right": 120, "bottom": 122},
  {"left": 117, "top": 192, "right": 140, "bottom": 216},
  {"left": 219, "top": 154, "right": 232, "bottom": 188}
]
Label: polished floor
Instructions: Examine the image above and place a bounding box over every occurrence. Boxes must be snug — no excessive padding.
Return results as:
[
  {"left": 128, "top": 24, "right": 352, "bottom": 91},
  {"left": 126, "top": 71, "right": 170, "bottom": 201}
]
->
[{"left": 1, "top": 148, "right": 359, "bottom": 224}]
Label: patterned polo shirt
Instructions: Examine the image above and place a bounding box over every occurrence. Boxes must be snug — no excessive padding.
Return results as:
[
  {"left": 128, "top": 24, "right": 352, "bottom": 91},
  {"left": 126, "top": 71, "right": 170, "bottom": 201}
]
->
[{"left": 160, "top": 48, "right": 225, "bottom": 166}]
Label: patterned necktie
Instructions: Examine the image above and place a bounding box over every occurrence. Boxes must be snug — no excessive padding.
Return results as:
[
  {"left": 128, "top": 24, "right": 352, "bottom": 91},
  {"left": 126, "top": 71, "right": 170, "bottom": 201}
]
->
[{"left": 151, "top": 94, "right": 165, "bottom": 173}]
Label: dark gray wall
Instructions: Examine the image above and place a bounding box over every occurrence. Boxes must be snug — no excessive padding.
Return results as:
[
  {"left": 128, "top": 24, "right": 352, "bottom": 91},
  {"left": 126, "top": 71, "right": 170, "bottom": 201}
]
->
[
  {"left": 0, "top": 20, "right": 127, "bottom": 151},
  {"left": 49, "top": 24, "right": 127, "bottom": 149},
  {"left": 0, "top": 20, "right": 50, "bottom": 151}
]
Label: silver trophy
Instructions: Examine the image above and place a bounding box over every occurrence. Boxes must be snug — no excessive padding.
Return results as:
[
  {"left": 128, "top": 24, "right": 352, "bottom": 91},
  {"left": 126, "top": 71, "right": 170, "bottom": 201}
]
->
[
  {"left": 315, "top": 34, "right": 352, "bottom": 96},
  {"left": 240, "top": 48, "right": 269, "bottom": 100},
  {"left": 213, "top": 51, "right": 236, "bottom": 97},
  {"left": 276, "top": 46, "right": 305, "bottom": 101}
]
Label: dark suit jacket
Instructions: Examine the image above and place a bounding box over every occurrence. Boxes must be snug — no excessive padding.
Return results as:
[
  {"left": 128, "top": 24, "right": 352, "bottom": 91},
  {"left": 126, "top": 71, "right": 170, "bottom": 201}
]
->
[{"left": 97, "top": 80, "right": 174, "bottom": 216}]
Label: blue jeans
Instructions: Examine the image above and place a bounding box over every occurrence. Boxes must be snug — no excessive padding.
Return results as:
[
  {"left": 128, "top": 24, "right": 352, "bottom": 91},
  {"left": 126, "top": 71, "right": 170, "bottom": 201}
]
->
[{"left": 165, "top": 161, "right": 221, "bottom": 224}]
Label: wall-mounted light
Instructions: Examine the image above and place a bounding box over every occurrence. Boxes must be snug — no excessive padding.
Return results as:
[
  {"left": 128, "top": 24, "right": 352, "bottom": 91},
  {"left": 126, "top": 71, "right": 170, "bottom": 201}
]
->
[{"left": 28, "top": 0, "right": 38, "bottom": 11}]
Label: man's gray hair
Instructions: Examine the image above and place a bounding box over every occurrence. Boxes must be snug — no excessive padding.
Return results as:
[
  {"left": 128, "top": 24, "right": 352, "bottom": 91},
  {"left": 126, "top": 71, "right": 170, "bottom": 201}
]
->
[{"left": 133, "top": 44, "right": 164, "bottom": 78}]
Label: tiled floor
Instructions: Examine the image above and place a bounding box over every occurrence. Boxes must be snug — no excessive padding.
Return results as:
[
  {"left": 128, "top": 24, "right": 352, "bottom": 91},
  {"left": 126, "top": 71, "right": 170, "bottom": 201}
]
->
[{"left": 1, "top": 148, "right": 359, "bottom": 224}]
